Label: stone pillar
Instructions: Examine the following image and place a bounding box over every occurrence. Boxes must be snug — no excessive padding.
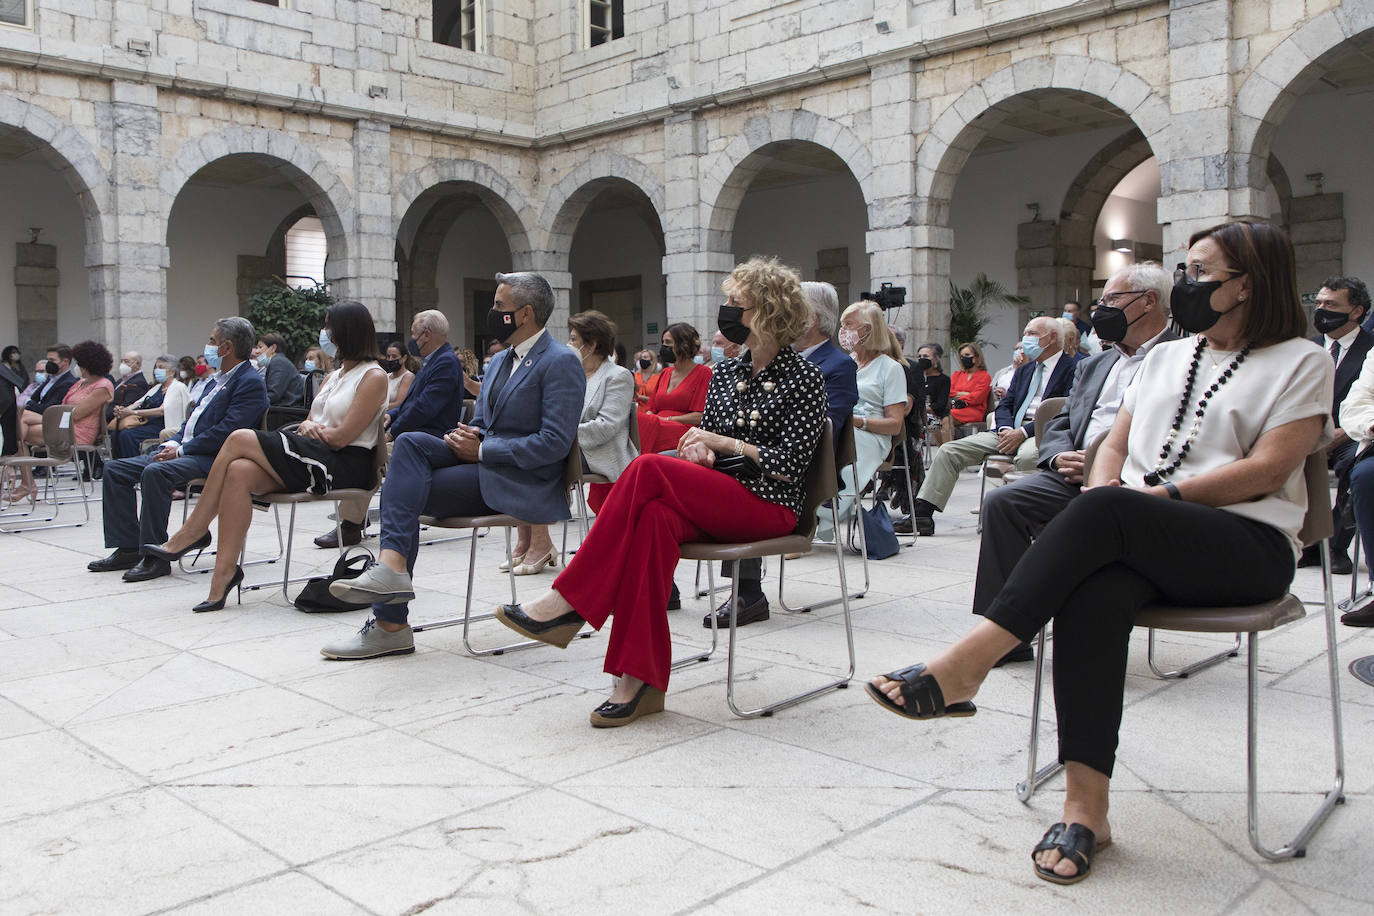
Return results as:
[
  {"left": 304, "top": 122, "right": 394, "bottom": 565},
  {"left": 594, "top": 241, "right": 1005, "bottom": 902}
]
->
[
  {"left": 15, "top": 242, "right": 58, "bottom": 360},
  {"left": 661, "top": 110, "right": 721, "bottom": 336},
  {"left": 101, "top": 80, "right": 167, "bottom": 361},
  {"left": 867, "top": 59, "right": 923, "bottom": 352},
  {"left": 1015, "top": 220, "right": 1093, "bottom": 321},
  {"left": 341, "top": 120, "right": 397, "bottom": 331},
  {"left": 1289, "top": 193, "right": 1345, "bottom": 297}
]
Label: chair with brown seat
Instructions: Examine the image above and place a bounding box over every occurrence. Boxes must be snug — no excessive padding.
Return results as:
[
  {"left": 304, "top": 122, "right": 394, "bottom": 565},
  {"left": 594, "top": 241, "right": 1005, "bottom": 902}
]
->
[
  {"left": 1016, "top": 448, "right": 1346, "bottom": 861},
  {"left": 0, "top": 404, "right": 89, "bottom": 532},
  {"left": 677, "top": 419, "right": 856, "bottom": 718},
  {"left": 411, "top": 442, "right": 591, "bottom": 656}
]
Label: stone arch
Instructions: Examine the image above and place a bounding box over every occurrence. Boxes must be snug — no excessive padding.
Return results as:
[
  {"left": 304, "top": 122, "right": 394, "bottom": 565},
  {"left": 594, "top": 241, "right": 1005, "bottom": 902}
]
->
[
  {"left": 1233, "top": 6, "right": 1374, "bottom": 189},
  {"left": 393, "top": 158, "right": 532, "bottom": 259},
  {"left": 701, "top": 110, "right": 875, "bottom": 250},
  {"left": 539, "top": 152, "right": 667, "bottom": 262},
  {"left": 916, "top": 55, "right": 1170, "bottom": 226},
  {"left": 160, "top": 127, "right": 355, "bottom": 272}
]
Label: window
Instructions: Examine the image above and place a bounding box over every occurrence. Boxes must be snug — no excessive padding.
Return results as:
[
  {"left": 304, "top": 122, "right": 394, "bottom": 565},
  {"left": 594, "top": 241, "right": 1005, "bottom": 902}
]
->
[
  {"left": 585, "top": 0, "right": 624, "bottom": 49},
  {"left": 0, "top": 0, "right": 31, "bottom": 29},
  {"left": 285, "top": 217, "right": 327, "bottom": 289},
  {"left": 434, "top": 0, "right": 484, "bottom": 52}
]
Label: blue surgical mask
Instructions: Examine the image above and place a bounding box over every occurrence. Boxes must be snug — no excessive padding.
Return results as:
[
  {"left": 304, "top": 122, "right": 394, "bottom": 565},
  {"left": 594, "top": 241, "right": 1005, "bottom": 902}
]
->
[
  {"left": 154, "top": 368, "right": 168, "bottom": 383},
  {"left": 256, "top": 352, "right": 270, "bottom": 367},
  {"left": 34, "top": 371, "right": 47, "bottom": 385},
  {"left": 318, "top": 328, "right": 337, "bottom": 358},
  {"left": 693, "top": 354, "right": 705, "bottom": 365},
  {"left": 710, "top": 346, "right": 726, "bottom": 363},
  {"left": 1020, "top": 335, "right": 1044, "bottom": 362},
  {"left": 203, "top": 343, "right": 222, "bottom": 370},
  {"left": 303, "top": 360, "right": 316, "bottom": 373}
]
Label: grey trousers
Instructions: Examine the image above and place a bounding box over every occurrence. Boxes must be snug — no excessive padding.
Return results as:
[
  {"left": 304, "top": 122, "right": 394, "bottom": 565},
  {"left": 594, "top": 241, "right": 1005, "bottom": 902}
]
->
[
  {"left": 915, "top": 429, "right": 1038, "bottom": 511},
  {"left": 971, "top": 469, "right": 1079, "bottom": 615}
]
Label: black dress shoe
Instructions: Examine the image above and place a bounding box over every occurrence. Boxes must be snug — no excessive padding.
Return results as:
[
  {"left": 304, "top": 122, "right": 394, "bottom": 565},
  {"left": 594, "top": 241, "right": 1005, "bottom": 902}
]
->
[
  {"left": 88, "top": 548, "right": 142, "bottom": 573},
  {"left": 1296, "top": 545, "right": 1322, "bottom": 568},
  {"left": 1330, "top": 553, "right": 1354, "bottom": 576},
  {"left": 993, "top": 643, "right": 1035, "bottom": 667},
  {"left": 892, "top": 515, "right": 914, "bottom": 535},
  {"left": 913, "top": 515, "right": 935, "bottom": 537},
  {"left": 1341, "top": 602, "right": 1374, "bottom": 627},
  {"left": 122, "top": 556, "right": 172, "bottom": 583},
  {"left": 314, "top": 521, "right": 363, "bottom": 549},
  {"left": 666, "top": 583, "right": 681, "bottom": 611},
  {"left": 702, "top": 594, "right": 770, "bottom": 629}
]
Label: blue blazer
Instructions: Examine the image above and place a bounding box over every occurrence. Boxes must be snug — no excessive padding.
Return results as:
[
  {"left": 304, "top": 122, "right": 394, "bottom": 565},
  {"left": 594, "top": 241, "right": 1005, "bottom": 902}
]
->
[
  {"left": 389, "top": 342, "right": 466, "bottom": 438},
  {"left": 168, "top": 362, "right": 269, "bottom": 468},
  {"left": 995, "top": 351, "right": 1080, "bottom": 436},
  {"left": 473, "top": 332, "right": 585, "bottom": 524},
  {"left": 806, "top": 340, "right": 859, "bottom": 445}
]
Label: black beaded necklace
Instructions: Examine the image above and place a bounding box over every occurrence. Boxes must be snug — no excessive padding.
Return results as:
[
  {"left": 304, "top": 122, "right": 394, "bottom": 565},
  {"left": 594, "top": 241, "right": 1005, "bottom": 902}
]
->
[{"left": 1142, "top": 335, "right": 1251, "bottom": 486}]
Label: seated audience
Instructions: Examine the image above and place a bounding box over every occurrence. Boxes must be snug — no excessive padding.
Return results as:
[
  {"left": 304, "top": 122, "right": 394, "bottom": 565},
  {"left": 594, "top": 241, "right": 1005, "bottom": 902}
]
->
[
  {"left": 9, "top": 341, "right": 113, "bottom": 505},
  {"left": 319, "top": 272, "right": 584, "bottom": 660},
  {"left": 950, "top": 342, "right": 992, "bottom": 428},
  {"left": 253, "top": 332, "right": 305, "bottom": 407},
  {"left": 150, "top": 302, "right": 387, "bottom": 611},
  {"left": 974, "top": 263, "right": 1176, "bottom": 664},
  {"left": 638, "top": 322, "right": 711, "bottom": 454},
  {"left": 990, "top": 348, "right": 1025, "bottom": 400},
  {"left": 23, "top": 344, "right": 76, "bottom": 418},
  {"left": 490, "top": 256, "right": 827, "bottom": 728},
  {"left": 314, "top": 309, "right": 466, "bottom": 549},
  {"left": 188, "top": 354, "right": 217, "bottom": 403},
  {"left": 868, "top": 220, "right": 1329, "bottom": 885},
  {"left": 633, "top": 348, "right": 660, "bottom": 404},
  {"left": 0, "top": 350, "right": 25, "bottom": 459},
  {"left": 1, "top": 345, "right": 26, "bottom": 389},
  {"left": 456, "top": 347, "right": 480, "bottom": 399},
  {"left": 106, "top": 351, "right": 151, "bottom": 423},
  {"left": 907, "top": 317, "right": 1079, "bottom": 535},
  {"left": 918, "top": 342, "right": 951, "bottom": 423},
  {"left": 381, "top": 340, "right": 415, "bottom": 411},
  {"left": 111, "top": 354, "right": 192, "bottom": 459},
  {"left": 90, "top": 317, "right": 268, "bottom": 583},
  {"left": 300, "top": 345, "right": 330, "bottom": 403}
]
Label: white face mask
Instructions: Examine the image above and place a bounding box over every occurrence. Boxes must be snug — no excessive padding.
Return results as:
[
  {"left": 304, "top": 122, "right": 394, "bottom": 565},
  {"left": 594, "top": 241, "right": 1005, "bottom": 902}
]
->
[
  {"left": 838, "top": 328, "right": 863, "bottom": 351},
  {"left": 118, "top": 363, "right": 132, "bottom": 377}
]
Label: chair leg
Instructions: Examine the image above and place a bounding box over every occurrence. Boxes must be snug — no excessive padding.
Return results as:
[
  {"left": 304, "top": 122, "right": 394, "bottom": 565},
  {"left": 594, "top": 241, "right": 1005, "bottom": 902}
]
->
[
  {"left": 778, "top": 463, "right": 868, "bottom": 613},
  {"left": 673, "top": 561, "right": 718, "bottom": 669},
  {"left": 1247, "top": 540, "right": 1346, "bottom": 859},
  {"left": 182, "top": 503, "right": 284, "bottom": 575},
  {"left": 1016, "top": 626, "right": 1064, "bottom": 803},
  {"left": 1339, "top": 527, "right": 1370, "bottom": 612},
  {"left": 1145, "top": 627, "right": 1241, "bottom": 679}
]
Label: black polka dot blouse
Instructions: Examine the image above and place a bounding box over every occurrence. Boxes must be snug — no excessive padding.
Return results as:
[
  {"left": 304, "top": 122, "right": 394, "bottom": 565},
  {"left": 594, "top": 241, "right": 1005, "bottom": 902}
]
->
[{"left": 701, "top": 346, "right": 828, "bottom": 516}]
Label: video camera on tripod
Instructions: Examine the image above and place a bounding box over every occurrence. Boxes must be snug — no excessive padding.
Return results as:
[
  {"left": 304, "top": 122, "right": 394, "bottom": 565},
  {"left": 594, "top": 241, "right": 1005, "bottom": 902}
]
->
[{"left": 860, "top": 282, "right": 907, "bottom": 310}]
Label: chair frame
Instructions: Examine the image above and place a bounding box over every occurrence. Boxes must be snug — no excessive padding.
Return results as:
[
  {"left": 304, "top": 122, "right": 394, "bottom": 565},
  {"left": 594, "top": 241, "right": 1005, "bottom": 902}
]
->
[
  {"left": 975, "top": 397, "right": 1065, "bottom": 533},
  {"left": 1015, "top": 449, "right": 1346, "bottom": 861},
  {"left": 0, "top": 405, "right": 91, "bottom": 532}
]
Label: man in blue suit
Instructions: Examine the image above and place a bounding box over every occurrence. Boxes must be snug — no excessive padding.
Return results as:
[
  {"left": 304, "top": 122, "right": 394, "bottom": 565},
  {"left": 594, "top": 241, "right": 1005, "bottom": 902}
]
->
[
  {"left": 322, "top": 271, "right": 585, "bottom": 659},
  {"left": 909, "top": 315, "right": 1079, "bottom": 535},
  {"left": 90, "top": 317, "right": 269, "bottom": 581},
  {"left": 314, "top": 307, "right": 467, "bottom": 548}
]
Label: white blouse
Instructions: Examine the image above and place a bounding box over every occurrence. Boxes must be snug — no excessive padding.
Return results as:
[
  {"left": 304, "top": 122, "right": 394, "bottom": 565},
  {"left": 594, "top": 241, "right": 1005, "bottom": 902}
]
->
[
  {"left": 309, "top": 362, "right": 386, "bottom": 449},
  {"left": 1121, "top": 335, "right": 1332, "bottom": 550}
]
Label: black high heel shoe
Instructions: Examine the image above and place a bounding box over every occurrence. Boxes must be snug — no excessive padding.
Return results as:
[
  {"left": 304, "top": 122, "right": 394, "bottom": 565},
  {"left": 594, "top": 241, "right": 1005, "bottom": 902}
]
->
[
  {"left": 192, "top": 565, "right": 244, "bottom": 613},
  {"left": 589, "top": 682, "right": 665, "bottom": 728},
  {"left": 145, "top": 531, "right": 212, "bottom": 564}
]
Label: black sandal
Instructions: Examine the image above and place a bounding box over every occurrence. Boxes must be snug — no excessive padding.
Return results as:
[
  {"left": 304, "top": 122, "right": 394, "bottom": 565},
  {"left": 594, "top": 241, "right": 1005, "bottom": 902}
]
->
[
  {"left": 1031, "top": 822, "right": 1108, "bottom": 885},
  {"left": 865, "top": 663, "right": 977, "bottom": 720}
]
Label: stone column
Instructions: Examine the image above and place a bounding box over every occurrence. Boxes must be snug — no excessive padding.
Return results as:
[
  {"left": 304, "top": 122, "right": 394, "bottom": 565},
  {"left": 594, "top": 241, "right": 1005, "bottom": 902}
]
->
[
  {"left": 1289, "top": 192, "right": 1345, "bottom": 297},
  {"left": 14, "top": 242, "right": 58, "bottom": 360},
  {"left": 867, "top": 60, "right": 925, "bottom": 352},
  {"left": 341, "top": 119, "right": 397, "bottom": 331},
  {"left": 661, "top": 110, "right": 721, "bottom": 336}
]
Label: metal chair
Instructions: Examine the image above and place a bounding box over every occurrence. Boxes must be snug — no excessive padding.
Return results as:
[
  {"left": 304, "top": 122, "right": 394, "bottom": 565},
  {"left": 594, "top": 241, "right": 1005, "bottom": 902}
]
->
[
  {"left": 0, "top": 405, "right": 90, "bottom": 531},
  {"left": 677, "top": 420, "right": 857, "bottom": 718},
  {"left": 976, "top": 397, "right": 1064, "bottom": 532},
  {"left": 563, "top": 406, "right": 640, "bottom": 557},
  {"left": 1017, "top": 449, "right": 1346, "bottom": 861},
  {"left": 874, "top": 435, "right": 919, "bottom": 547},
  {"left": 411, "top": 442, "right": 590, "bottom": 656}
]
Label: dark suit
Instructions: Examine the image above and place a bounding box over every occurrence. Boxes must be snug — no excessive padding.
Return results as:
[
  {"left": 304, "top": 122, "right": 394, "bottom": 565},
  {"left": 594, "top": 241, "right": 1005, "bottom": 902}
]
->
[
  {"left": 995, "top": 352, "right": 1080, "bottom": 438},
  {"left": 106, "top": 372, "right": 151, "bottom": 423},
  {"left": 1314, "top": 329, "right": 1373, "bottom": 557},
  {"left": 805, "top": 340, "right": 859, "bottom": 446},
  {"left": 24, "top": 369, "right": 76, "bottom": 416},
  {"left": 102, "top": 361, "right": 269, "bottom": 553},
  {"left": 388, "top": 341, "right": 466, "bottom": 437},
  {"left": 974, "top": 329, "right": 1179, "bottom": 615},
  {"left": 263, "top": 353, "right": 305, "bottom": 407}
]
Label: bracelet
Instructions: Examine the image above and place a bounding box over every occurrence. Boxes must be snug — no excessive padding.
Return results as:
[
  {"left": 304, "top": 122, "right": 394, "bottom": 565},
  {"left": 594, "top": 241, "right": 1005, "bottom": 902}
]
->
[
  {"left": 858, "top": 416, "right": 866, "bottom": 430},
  {"left": 733, "top": 438, "right": 745, "bottom": 457},
  {"left": 1163, "top": 481, "right": 1182, "bottom": 500}
]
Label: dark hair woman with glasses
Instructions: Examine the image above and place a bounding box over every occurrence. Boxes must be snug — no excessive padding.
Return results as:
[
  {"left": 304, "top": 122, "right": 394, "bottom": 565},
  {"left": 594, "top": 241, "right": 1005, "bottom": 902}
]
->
[{"left": 866, "top": 221, "right": 1331, "bottom": 886}]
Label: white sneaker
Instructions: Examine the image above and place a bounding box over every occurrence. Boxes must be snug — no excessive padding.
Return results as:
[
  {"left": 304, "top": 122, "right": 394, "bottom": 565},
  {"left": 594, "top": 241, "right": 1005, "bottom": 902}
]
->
[
  {"left": 328, "top": 562, "right": 415, "bottom": 604},
  {"left": 320, "top": 618, "right": 415, "bottom": 660}
]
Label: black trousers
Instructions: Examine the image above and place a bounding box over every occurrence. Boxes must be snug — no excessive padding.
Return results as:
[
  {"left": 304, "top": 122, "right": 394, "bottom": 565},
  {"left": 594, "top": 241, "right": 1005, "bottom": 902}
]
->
[
  {"left": 981, "top": 486, "right": 1294, "bottom": 777},
  {"left": 972, "top": 470, "right": 1080, "bottom": 615}
]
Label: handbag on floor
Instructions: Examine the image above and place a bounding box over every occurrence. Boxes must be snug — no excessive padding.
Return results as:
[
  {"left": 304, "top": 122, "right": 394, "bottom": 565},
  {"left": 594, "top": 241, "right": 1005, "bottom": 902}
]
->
[
  {"left": 293, "top": 547, "right": 375, "bottom": 613},
  {"left": 856, "top": 502, "right": 900, "bottom": 560}
]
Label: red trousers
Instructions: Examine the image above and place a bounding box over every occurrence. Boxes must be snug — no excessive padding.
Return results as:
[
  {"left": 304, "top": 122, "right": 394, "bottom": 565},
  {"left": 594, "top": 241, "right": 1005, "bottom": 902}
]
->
[{"left": 554, "top": 454, "right": 797, "bottom": 691}]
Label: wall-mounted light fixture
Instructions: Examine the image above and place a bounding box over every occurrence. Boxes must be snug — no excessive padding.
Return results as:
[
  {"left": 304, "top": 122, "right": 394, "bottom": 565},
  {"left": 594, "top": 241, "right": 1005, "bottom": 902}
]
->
[
  {"left": 1026, "top": 202, "right": 1040, "bottom": 221},
  {"left": 875, "top": 20, "right": 891, "bottom": 34},
  {"left": 1111, "top": 238, "right": 1135, "bottom": 253},
  {"left": 1305, "top": 171, "right": 1325, "bottom": 195}
]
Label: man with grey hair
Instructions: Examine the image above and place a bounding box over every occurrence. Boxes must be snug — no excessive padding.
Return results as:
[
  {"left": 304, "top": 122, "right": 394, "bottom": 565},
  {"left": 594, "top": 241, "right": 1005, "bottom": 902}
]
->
[
  {"left": 315, "top": 307, "right": 468, "bottom": 548},
  {"left": 322, "top": 271, "right": 585, "bottom": 659},
  {"left": 91, "top": 317, "right": 269, "bottom": 582},
  {"left": 975, "top": 261, "right": 1176, "bottom": 663},
  {"left": 108, "top": 350, "right": 151, "bottom": 423}
]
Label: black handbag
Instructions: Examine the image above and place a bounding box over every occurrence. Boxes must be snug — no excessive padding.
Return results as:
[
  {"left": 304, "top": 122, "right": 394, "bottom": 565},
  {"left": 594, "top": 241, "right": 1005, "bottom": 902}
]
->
[
  {"left": 855, "top": 502, "right": 900, "bottom": 560},
  {"left": 714, "top": 453, "right": 762, "bottom": 480},
  {"left": 293, "top": 547, "right": 375, "bottom": 613}
]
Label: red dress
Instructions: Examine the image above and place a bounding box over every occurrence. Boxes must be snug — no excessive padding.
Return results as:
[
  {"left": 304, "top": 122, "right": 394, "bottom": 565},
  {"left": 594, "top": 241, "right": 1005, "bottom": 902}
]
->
[
  {"left": 637, "top": 363, "right": 711, "bottom": 454},
  {"left": 949, "top": 369, "right": 992, "bottom": 425}
]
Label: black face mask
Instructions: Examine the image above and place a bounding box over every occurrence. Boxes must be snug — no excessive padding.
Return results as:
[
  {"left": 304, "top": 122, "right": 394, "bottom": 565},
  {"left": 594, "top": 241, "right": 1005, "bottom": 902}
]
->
[
  {"left": 658, "top": 344, "right": 676, "bottom": 366},
  {"left": 1090, "top": 294, "right": 1147, "bottom": 344},
  {"left": 1170, "top": 276, "right": 1229, "bottom": 333},
  {"left": 717, "top": 305, "right": 751, "bottom": 346},
  {"left": 959, "top": 355, "right": 975, "bottom": 370},
  {"left": 407, "top": 336, "right": 422, "bottom": 357},
  {"left": 1313, "top": 307, "right": 1354, "bottom": 336},
  {"left": 45, "top": 360, "right": 59, "bottom": 376},
  {"left": 380, "top": 358, "right": 401, "bottom": 374},
  {"left": 637, "top": 357, "right": 651, "bottom": 370},
  {"left": 915, "top": 357, "right": 933, "bottom": 372},
  {"left": 487, "top": 307, "right": 518, "bottom": 343}
]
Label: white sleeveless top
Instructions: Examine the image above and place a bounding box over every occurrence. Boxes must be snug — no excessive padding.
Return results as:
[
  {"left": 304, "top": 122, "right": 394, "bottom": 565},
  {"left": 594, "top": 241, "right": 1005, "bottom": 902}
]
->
[
  {"left": 387, "top": 370, "right": 411, "bottom": 405},
  {"left": 308, "top": 361, "right": 386, "bottom": 449}
]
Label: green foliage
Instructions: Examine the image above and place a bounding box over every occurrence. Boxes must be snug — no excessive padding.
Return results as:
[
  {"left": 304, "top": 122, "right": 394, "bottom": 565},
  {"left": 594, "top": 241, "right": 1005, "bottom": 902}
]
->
[
  {"left": 949, "top": 274, "right": 1029, "bottom": 349},
  {"left": 244, "top": 278, "right": 333, "bottom": 360}
]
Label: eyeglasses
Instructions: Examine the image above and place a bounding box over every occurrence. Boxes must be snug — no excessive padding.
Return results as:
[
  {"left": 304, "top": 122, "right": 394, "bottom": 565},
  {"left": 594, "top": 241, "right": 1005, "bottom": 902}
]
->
[
  {"left": 1174, "top": 262, "right": 1242, "bottom": 285},
  {"left": 1097, "top": 290, "right": 1149, "bottom": 309}
]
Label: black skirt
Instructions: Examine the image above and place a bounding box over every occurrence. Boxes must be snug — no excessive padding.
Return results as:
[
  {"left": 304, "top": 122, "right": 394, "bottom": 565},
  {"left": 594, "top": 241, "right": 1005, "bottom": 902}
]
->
[{"left": 255, "top": 429, "right": 376, "bottom": 496}]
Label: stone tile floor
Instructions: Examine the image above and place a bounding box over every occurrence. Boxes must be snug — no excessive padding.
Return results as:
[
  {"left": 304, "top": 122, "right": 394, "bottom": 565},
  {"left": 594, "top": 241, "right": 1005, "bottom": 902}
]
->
[{"left": 0, "top": 471, "right": 1370, "bottom": 914}]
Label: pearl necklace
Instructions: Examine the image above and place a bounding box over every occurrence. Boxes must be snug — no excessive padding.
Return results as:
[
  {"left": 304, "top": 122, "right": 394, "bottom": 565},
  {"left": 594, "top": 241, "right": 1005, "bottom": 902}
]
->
[{"left": 1142, "top": 336, "right": 1250, "bottom": 486}]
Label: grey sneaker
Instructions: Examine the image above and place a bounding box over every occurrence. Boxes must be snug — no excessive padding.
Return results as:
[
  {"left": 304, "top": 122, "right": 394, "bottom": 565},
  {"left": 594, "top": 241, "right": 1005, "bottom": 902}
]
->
[
  {"left": 329, "top": 562, "right": 415, "bottom": 604},
  {"left": 320, "top": 618, "right": 415, "bottom": 660}
]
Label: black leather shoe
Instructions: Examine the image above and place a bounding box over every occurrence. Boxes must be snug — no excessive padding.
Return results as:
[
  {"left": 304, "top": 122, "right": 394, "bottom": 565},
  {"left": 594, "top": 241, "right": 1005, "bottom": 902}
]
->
[
  {"left": 192, "top": 566, "right": 244, "bottom": 613},
  {"left": 993, "top": 643, "right": 1035, "bottom": 667},
  {"left": 1341, "top": 602, "right": 1374, "bottom": 627},
  {"left": 122, "top": 556, "right": 172, "bottom": 583},
  {"left": 913, "top": 515, "right": 935, "bottom": 537},
  {"left": 143, "top": 531, "right": 212, "bottom": 564},
  {"left": 493, "top": 603, "right": 584, "bottom": 648},
  {"left": 703, "top": 594, "right": 770, "bottom": 629},
  {"left": 590, "top": 683, "right": 665, "bottom": 727},
  {"left": 88, "top": 548, "right": 142, "bottom": 572},
  {"left": 892, "top": 515, "right": 914, "bottom": 535},
  {"left": 666, "top": 583, "right": 681, "bottom": 611},
  {"left": 1296, "top": 545, "right": 1322, "bottom": 568},
  {"left": 1330, "top": 553, "right": 1354, "bottom": 576},
  {"left": 314, "top": 521, "right": 363, "bottom": 549}
]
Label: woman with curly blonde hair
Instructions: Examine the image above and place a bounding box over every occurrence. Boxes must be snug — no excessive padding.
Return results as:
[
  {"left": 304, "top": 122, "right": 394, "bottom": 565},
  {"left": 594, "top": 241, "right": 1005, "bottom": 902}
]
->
[{"left": 494, "top": 255, "right": 829, "bottom": 727}]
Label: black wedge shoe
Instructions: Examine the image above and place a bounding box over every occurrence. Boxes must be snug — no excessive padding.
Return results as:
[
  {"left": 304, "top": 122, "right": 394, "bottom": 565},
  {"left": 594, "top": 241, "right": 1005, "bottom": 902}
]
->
[
  {"left": 144, "top": 531, "right": 212, "bottom": 564},
  {"left": 590, "top": 683, "right": 666, "bottom": 728},
  {"left": 493, "top": 603, "right": 585, "bottom": 648},
  {"left": 192, "top": 565, "right": 244, "bottom": 613}
]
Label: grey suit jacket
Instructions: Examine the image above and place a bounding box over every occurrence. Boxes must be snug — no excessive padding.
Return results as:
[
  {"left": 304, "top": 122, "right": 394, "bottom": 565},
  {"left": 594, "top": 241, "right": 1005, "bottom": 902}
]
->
[
  {"left": 579, "top": 360, "right": 638, "bottom": 480},
  {"left": 1037, "top": 327, "right": 1181, "bottom": 471}
]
